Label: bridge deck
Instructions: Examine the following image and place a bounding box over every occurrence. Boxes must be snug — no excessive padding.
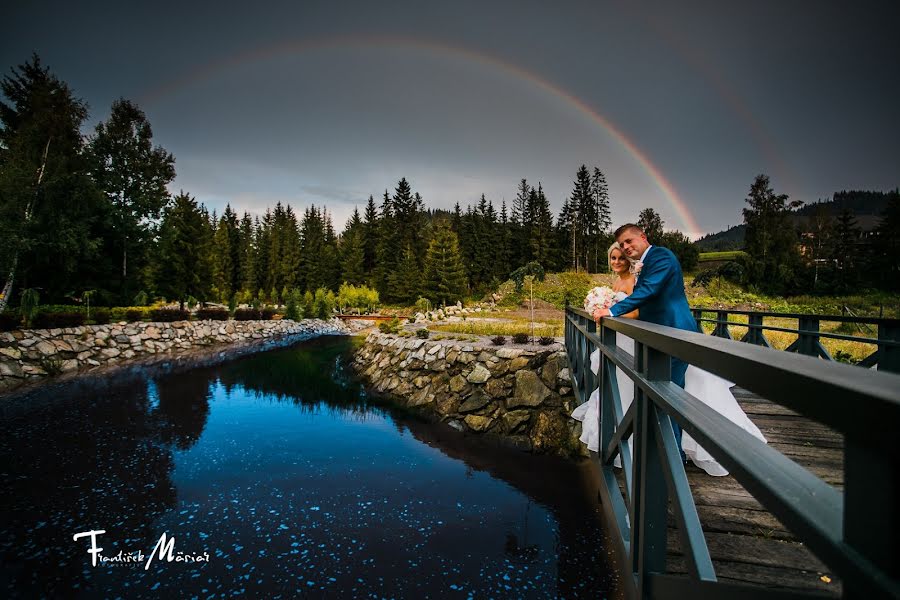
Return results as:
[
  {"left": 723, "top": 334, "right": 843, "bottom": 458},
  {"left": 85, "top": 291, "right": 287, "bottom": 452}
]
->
[{"left": 614, "top": 387, "right": 844, "bottom": 596}]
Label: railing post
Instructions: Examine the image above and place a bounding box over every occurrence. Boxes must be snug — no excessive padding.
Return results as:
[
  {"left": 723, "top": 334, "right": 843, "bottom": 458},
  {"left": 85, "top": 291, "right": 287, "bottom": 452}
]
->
[
  {"left": 632, "top": 343, "right": 670, "bottom": 598},
  {"left": 877, "top": 321, "right": 900, "bottom": 374},
  {"left": 843, "top": 434, "right": 899, "bottom": 597},
  {"left": 585, "top": 315, "right": 597, "bottom": 410},
  {"left": 796, "top": 316, "right": 825, "bottom": 358},
  {"left": 740, "top": 313, "right": 771, "bottom": 347},
  {"left": 691, "top": 309, "right": 703, "bottom": 334},
  {"left": 712, "top": 311, "right": 732, "bottom": 339}
]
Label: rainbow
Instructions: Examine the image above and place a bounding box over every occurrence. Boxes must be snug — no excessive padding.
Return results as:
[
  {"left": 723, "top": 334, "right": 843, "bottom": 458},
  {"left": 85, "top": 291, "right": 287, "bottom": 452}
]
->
[{"left": 140, "top": 36, "right": 702, "bottom": 236}]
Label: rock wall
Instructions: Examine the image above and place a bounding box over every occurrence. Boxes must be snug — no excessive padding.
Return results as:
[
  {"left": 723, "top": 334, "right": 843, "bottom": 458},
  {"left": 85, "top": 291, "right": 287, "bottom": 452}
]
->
[
  {"left": 0, "top": 318, "right": 348, "bottom": 394},
  {"left": 354, "top": 333, "right": 585, "bottom": 457}
]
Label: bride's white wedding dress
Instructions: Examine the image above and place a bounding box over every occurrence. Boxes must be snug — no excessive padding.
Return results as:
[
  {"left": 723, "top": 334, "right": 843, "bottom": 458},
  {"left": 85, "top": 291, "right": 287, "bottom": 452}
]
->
[{"left": 571, "top": 336, "right": 767, "bottom": 476}]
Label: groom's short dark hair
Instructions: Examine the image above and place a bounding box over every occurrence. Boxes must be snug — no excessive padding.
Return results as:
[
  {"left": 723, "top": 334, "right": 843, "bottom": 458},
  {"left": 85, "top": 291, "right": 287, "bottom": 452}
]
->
[{"left": 614, "top": 223, "right": 644, "bottom": 239}]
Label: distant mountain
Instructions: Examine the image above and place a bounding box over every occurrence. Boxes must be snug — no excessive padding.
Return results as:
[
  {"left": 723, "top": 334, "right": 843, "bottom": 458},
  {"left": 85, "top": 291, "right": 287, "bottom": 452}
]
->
[
  {"left": 795, "top": 189, "right": 897, "bottom": 217},
  {"left": 695, "top": 189, "right": 897, "bottom": 250},
  {"left": 695, "top": 225, "right": 745, "bottom": 251}
]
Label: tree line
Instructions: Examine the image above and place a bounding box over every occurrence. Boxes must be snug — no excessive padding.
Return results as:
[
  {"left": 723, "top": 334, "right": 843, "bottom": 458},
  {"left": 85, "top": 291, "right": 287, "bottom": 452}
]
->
[
  {"left": 1, "top": 55, "right": 704, "bottom": 311},
  {"left": 716, "top": 176, "right": 899, "bottom": 294}
]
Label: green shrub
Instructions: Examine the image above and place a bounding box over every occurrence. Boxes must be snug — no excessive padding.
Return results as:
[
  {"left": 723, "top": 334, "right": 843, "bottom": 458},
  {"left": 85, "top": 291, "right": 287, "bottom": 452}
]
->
[
  {"left": 32, "top": 311, "right": 85, "bottom": 329},
  {"left": 0, "top": 312, "right": 21, "bottom": 332},
  {"left": 21, "top": 288, "right": 40, "bottom": 327},
  {"left": 125, "top": 308, "right": 148, "bottom": 322},
  {"left": 512, "top": 332, "right": 529, "bottom": 344},
  {"left": 91, "top": 308, "right": 111, "bottom": 325},
  {"left": 378, "top": 317, "right": 401, "bottom": 334},
  {"left": 149, "top": 309, "right": 189, "bottom": 322},
  {"left": 260, "top": 308, "right": 277, "bottom": 320},
  {"left": 538, "top": 336, "right": 555, "bottom": 346},
  {"left": 195, "top": 308, "right": 229, "bottom": 321},
  {"left": 285, "top": 289, "right": 301, "bottom": 321},
  {"left": 416, "top": 328, "right": 430, "bottom": 339},
  {"left": 234, "top": 308, "right": 260, "bottom": 321},
  {"left": 491, "top": 335, "right": 506, "bottom": 346}
]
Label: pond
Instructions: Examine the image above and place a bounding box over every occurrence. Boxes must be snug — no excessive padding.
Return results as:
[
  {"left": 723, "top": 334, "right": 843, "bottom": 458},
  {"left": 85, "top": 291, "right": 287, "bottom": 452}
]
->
[{"left": 0, "top": 335, "right": 620, "bottom": 598}]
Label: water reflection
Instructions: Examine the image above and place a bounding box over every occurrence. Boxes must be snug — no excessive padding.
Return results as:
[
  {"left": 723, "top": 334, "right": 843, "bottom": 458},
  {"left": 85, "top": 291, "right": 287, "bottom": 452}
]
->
[{"left": 0, "top": 336, "right": 620, "bottom": 598}]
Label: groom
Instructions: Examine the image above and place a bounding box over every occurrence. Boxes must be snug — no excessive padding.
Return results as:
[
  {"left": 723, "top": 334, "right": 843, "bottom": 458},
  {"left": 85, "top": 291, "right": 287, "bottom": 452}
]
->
[{"left": 593, "top": 223, "right": 699, "bottom": 456}]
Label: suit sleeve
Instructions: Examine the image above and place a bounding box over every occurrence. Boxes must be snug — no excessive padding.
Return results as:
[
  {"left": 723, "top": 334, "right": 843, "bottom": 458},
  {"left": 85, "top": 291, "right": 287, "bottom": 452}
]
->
[{"left": 609, "top": 252, "right": 673, "bottom": 317}]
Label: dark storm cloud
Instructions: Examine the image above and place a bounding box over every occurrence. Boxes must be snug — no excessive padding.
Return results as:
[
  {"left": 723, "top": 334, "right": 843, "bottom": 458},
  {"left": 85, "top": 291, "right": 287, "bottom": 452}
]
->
[{"left": 4, "top": 0, "right": 898, "bottom": 237}]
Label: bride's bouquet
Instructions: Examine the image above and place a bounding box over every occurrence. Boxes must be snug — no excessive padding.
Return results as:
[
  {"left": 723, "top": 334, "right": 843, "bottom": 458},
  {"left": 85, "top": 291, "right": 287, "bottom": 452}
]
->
[{"left": 584, "top": 286, "right": 627, "bottom": 316}]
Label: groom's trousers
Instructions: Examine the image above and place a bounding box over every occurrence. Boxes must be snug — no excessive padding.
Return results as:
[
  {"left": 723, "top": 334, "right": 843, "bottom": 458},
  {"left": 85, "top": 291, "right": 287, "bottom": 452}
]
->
[{"left": 671, "top": 357, "right": 689, "bottom": 460}]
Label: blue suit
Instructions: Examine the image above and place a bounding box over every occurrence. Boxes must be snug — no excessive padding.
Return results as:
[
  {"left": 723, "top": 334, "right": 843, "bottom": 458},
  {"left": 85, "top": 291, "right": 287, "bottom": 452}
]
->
[{"left": 609, "top": 245, "right": 698, "bottom": 454}]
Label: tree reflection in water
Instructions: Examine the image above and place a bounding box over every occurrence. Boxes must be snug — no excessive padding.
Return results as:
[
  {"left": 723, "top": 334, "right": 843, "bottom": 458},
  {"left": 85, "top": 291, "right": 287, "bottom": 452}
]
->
[{"left": 0, "top": 336, "right": 620, "bottom": 599}]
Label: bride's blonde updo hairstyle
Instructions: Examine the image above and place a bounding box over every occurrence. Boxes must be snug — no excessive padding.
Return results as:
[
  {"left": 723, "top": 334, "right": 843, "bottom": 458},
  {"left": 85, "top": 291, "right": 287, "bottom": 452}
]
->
[{"left": 607, "top": 241, "right": 632, "bottom": 272}]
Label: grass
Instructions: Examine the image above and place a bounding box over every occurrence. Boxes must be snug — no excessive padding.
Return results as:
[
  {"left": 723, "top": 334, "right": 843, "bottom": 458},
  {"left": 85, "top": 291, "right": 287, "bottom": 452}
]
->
[
  {"left": 495, "top": 271, "right": 596, "bottom": 309},
  {"left": 430, "top": 318, "right": 563, "bottom": 338},
  {"left": 699, "top": 251, "right": 748, "bottom": 262},
  {"left": 697, "top": 314, "right": 879, "bottom": 363}
]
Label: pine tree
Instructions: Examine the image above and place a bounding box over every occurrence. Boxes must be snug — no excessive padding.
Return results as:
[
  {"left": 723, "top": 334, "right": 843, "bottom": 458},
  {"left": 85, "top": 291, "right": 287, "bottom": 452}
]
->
[
  {"left": 637, "top": 208, "right": 664, "bottom": 243},
  {"left": 572, "top": 165, "right": 595, "bottom": 271},
  {"left": 590, "top": 167, "right": 612, "bottom": 271},
  {"left": 373, "top": 190, "right": 398, "bottom": 298},
  {"left": 362, "top": 195, "right": 378, "bottom": 277},
  {"left": 742, "top": 174, "right": 803, "bottom": 293},
  {"left": 390, "top": 245, "right": 423, "bottom": 304},
  {"left": 212, "top": 204, "right": 240, "bottom": 301},
  {"left": 340, "top": 207, "right": 366, "bottom": 285},
  {"left": 530, "top": 184, "right": 554, "bottom": 267},
  {"left": 155, "top": 192, "right": 211, "bottom": 308},
  {"left": 0, "top": 55, "right": 105, "bottom": 309},
  {"left": 423, "top": 225, "right": 467, "bottom": 306},
  {"left": 872, "top": 192, "right": 900, "bottom": 290},
  {"left": 238, "top": 212, "right": 256, "bottom": 293},
  {"left": 829, "top": 208, "right": 861, "bottom": 292}
]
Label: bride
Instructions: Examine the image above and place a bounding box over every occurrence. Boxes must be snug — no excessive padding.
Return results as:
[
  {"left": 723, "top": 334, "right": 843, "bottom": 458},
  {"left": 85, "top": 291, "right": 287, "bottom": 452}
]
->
[{"left": 571, "top": 242, "right": 767, "bottom": 476}]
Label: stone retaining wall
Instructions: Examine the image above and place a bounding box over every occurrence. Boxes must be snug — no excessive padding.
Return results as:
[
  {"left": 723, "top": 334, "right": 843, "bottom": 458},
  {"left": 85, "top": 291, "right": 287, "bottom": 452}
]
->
[
  {"left": 0, "top": 318, "right": 349, "bottom": 394},
  {"left": 354, "top": 332, "right": 585, "bottom": 456}
]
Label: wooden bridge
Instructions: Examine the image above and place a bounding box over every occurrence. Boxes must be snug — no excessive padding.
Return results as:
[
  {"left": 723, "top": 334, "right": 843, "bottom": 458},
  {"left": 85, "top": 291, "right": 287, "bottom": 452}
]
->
[{"left": 565, "top": 306, "right": 900, "bottom": 599}]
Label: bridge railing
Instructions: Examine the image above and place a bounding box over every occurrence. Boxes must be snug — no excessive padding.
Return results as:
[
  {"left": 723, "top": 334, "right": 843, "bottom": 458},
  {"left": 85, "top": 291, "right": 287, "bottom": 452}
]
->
[
  {"left": 565, "top": 306, "right": 900, "bottom": 599},
  {"left": 690, "top": 308, "right": 900, "bottom": 372}
]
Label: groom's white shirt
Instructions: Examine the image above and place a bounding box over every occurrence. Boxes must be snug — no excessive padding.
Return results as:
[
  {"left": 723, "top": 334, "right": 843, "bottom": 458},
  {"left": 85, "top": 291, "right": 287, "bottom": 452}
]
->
[{"left": 638, "top": 245, "right": 653, "bottom": 263}]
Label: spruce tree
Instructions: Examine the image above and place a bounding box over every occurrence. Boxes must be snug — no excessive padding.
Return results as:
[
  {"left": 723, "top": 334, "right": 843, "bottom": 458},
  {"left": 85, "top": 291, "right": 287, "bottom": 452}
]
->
[
  {"left": 742, "top": 174, "right": 803, "bottom": 293},
  {"left": 637, "top": 208, "right": 665, "bottom": 243},
  {"left": 155, "top": 192, "right": 211, "bottom": 308},
  {"left": 390, "top": 245, "right": 423, "bottom": 304},
  {"left": 590, "top": 168, "right": 612, "bottom": 271},
  {"left": 830, "top": 208, "right": 861, "bottom": 292},
  {"left": 872, "top": 192, "right": 900, "bottom": 290},
  {"left": 530, "top": 184, "right": 554, "bottom": 267},
  {"left": 424, "top": 225, "right": 467, "bottom": 306},
  {"left": 362, "top": 195, "right": 379, "bottom": 277}
]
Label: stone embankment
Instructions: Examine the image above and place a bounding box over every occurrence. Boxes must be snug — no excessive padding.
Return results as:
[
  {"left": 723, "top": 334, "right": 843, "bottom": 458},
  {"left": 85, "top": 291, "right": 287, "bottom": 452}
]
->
[
  {"left": 0, "top": 318, "right": 348, "bottom": 394},
  {"left": 354, "top": 332, "right": 585, "bottom": 456}
]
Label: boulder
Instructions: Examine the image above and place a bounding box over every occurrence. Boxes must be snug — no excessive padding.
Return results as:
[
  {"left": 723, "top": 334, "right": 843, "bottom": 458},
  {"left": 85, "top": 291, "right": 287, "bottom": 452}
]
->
[
  {"left": 509, "top": 370, "right": 551, "bottom": 408},
  {"left": 458, "top": 393, "right": 490, "bottom": 414},
  {"left": 466, "top": 364, "right": 491, "bottom": 384},
  {"left": 449, "top": 375, "right": 468, "bottom": 393},
  {"left": 502, "top": 410, "right": 531, "bottom": 433},
  {"left": 464, "top": 414, "right": 493, "bottom": 432}
]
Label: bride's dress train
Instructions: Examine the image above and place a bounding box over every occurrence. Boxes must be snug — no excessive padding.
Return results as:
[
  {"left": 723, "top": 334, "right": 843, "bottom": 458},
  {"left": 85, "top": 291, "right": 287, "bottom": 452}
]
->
[{"left": 571, "top": 335, "right": 767, "bottom": 476}]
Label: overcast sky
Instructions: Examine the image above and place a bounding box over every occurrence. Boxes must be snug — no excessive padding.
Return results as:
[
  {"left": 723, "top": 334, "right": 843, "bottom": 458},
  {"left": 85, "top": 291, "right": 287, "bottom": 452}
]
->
[{"left": 4, "top": 0, "right": 898, "bottom": 238}]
